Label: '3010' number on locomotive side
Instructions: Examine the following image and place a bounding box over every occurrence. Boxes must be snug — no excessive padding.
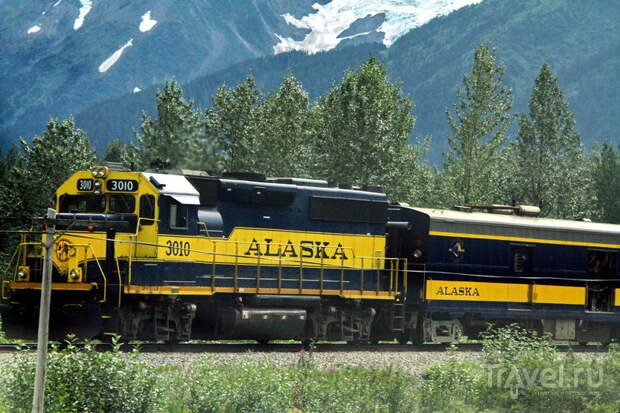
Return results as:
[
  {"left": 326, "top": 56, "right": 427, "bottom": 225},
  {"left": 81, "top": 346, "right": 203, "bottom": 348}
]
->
[{"left": 165, "top": 240, "right": 191, "bottom": 256}]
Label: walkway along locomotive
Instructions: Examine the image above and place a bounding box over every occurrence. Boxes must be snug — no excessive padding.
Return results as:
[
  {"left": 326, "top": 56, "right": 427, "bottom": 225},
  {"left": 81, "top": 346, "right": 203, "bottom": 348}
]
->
[{"left": 1, "top": 166, "right": 619, "bottom": 344}]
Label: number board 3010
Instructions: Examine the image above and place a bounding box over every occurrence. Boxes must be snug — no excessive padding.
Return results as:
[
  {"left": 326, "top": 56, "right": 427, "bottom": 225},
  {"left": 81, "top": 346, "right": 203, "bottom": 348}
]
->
[
  {"left": 106, "top": 179, "right": 138, "bottom": 192},
  {"left": 77, "top": 179, "right": 94, "bottom": 191}
]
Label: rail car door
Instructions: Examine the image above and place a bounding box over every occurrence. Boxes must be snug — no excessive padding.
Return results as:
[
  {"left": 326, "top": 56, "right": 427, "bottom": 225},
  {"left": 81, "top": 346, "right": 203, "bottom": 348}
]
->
[
  {"left": 586, "top": 249, "right": 616, "bottom": 312},
  {"left": 136, "top": 194, "right": 158, "bottom": 257}
]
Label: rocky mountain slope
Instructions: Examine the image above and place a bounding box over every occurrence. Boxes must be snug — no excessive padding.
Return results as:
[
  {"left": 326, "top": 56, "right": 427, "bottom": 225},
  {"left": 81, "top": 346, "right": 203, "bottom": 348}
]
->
[{"left": 0, "top": 0, "right": 480, "bottom": 146}]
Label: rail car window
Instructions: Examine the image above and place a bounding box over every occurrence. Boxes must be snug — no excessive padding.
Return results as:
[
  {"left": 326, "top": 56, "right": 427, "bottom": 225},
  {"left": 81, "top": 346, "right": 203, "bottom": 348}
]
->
[
  {"left": 139, "top": 195, "right": 155, "bottom": 225},
  {"left": 170, "top": 203, "right": 188, "bottom": 229},
  {"left": 59, "top": 195, "right": 105, "bottom": 213},
  {"left": 511, "top": 245, "right": 533, "bottom": 273},
  {"left": 109, "top": 194, "right": 135, "bottom": 213},
  {"left": 587, "top": 250, "right": 616, "bottom": 276}
]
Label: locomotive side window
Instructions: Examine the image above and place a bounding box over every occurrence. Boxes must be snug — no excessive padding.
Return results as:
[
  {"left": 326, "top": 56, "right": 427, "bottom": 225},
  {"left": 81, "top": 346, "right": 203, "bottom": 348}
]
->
[
  {"left": 59, "top": 194, "right": 105, "bottom": 213},
  {"left": 109, "top": 194, "right": 135, "bottom": 213},
  {"left": 139, "top": 195, "right": 155, "bottom": 225},
  {"left": 170, "top": 203, "right": 188, "bottom": 229}
]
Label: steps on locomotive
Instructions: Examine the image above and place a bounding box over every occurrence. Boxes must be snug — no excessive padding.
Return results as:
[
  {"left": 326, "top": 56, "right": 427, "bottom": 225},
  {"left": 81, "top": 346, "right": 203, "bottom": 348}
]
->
[{"left": 391, "top": 301, "right": 406, "bottom": 333}]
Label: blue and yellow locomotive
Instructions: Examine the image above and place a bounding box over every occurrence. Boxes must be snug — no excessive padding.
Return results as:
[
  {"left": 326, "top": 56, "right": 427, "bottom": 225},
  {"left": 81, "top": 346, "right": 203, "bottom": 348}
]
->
[
  {"left": 1, "top": 166, "right": 619, "bottom": 344},
  {"left": 1, "top": 166, "right": 405, "bottom": 342}
]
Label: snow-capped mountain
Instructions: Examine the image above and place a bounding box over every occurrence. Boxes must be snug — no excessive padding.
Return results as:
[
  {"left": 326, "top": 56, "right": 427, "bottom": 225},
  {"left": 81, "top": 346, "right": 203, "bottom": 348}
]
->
[
  {"left": 274, "top": 0, "right": 482, "bottom": 54},
  {"left": 0, "top": 0, "right": 482, "bottom": 146}
]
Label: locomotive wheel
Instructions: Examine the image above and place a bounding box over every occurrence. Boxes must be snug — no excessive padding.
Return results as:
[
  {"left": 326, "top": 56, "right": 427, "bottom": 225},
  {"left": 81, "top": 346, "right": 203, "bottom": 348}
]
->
[{"left": 410, "top": 329, "right": 425, "bottom": 345}]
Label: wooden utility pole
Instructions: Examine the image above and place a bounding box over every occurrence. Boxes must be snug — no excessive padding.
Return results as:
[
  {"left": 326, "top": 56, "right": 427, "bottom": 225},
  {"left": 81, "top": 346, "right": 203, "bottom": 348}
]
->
[{"left": 32, "top": 208, "right": 56, "bottom": 413}]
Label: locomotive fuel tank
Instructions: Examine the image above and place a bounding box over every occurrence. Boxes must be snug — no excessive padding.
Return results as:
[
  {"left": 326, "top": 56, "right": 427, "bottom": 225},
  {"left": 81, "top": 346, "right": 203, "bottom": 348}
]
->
[{"left": 217, "top": 306, "right": 307, "bottom": 341}]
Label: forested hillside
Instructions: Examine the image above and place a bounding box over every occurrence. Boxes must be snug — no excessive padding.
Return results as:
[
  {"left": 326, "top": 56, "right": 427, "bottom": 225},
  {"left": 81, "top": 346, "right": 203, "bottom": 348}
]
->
[{"left": 74, "top": 0, "right": 620, "bottom": 161}]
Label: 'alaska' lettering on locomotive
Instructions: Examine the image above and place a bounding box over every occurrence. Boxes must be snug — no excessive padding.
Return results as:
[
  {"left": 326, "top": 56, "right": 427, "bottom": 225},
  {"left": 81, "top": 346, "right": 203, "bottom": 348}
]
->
[
  {"left": 244, "top": 238, "right": 349, "bottom": 260},
  {"left": 435, "top": 286, "right": 480, "bottom": 296}
]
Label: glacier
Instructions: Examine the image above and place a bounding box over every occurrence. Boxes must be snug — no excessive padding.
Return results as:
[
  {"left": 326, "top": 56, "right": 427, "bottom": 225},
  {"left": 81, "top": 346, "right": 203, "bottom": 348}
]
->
[{"left": 274, "top": 0, "right": 484, "bottom": 54}]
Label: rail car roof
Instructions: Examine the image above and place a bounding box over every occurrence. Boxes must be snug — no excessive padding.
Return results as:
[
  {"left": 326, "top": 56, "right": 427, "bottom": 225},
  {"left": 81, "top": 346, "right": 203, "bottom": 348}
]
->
[{"left": 410, "top": 207, "right": 620, "bottom": 246}]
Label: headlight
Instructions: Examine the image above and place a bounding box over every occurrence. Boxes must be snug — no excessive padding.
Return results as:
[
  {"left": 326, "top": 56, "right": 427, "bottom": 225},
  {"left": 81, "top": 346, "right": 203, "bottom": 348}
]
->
[
  {"left": 413, "top": 249, "right": 423, "bottom": 259},
  {"left": 90, "top": 166, "right": 109, "bottom": 178},
  {"left": 17, "top": 270, "right": 26, "bottom": 280},
  {"left": 69, "top": 269, "right": 79, "bottom": 280}
]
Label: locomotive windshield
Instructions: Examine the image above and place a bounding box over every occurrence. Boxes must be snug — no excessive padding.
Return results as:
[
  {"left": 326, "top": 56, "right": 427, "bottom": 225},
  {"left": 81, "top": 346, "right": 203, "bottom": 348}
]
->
[
  {"left": 59, "top": 194, "right": 105, "bottom": 213},
  {"left": 109, "top": 194, "right": 135, "bottom": 213},
  {"left": 59, "top": 194, "right": 135, "bottom": 214}
]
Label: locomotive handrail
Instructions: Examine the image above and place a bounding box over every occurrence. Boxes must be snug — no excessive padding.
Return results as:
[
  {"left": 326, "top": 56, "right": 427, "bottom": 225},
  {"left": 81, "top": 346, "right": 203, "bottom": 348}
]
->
[
  {"left": 64, "top": 232, "right": 395, "bottom": 271},
  {"left": 50, "top": 232, "right": 407, "bottom": 298},
  {"left": 114, "top": 256, "right": 123, "bottom": 307},
  {"left": 83, "top": 243, "right": 108, "bottom": 304}
]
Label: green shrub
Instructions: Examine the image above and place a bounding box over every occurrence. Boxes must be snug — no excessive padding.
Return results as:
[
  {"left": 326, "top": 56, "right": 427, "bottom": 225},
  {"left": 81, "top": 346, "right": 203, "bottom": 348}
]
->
[
  {"left": 181, "top": 361, "right": 297, "bottom": 413},
  {"left": 0, "top": 337, "right": 162, "bottom": 413},
  {"left": 417, "top": 324, "right": 620, "bottom": 413},
  {"left": 299, "top": 365, "right": 416, "bottom": 413}
]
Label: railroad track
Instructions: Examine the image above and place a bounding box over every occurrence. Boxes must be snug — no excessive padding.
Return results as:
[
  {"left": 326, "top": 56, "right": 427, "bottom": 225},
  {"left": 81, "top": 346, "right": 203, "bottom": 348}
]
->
[{"left": 0, "top": 342, "right": 612, "bottom": 353}]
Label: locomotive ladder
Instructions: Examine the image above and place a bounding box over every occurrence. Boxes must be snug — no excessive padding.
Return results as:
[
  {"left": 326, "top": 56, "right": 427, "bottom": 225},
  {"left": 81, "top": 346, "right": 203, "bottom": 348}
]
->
[
  {"left": 391, "top": 299, "right": 406, "bottom": 334},
  {"left": 391, "top": 258, "right": 408, "bottom": 334}
]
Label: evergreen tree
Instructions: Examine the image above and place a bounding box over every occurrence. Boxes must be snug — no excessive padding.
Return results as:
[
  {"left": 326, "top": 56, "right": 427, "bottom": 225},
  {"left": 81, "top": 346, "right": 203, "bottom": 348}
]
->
[
  {"left": 443, "top": 44, "right": 513, "bottom": 206},
  {"left": 513, "top": 63, "right": 593, "bottom": 218},
  {"left": 313, "top": 57, "right": 415, "bottom": 199},
  {"left": 205, "top": 76, "right": 263, "bottom": 173},
  {"left": 0, "top": 146, "right": 19, "bottom": 184},
  {"left": 124, "top": 80, "right": 203, "bottom": 171},
  {"left": 102, "top": 138, "right": 125, "bottom": 163},
  {"left": 11, "top": 118, "right": 97, "bottom": 217},
  {"left": 591, "top": 142, "right": 620, "bottom": 223},
  {"left": 254, "top": 73, "right": 313, "bottom": 177}
]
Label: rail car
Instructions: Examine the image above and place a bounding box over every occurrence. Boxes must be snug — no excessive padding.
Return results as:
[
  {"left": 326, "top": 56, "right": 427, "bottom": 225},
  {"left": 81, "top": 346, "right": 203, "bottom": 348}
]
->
[{"left": 1, "top": 166, "right": 619, "bottom": 344}]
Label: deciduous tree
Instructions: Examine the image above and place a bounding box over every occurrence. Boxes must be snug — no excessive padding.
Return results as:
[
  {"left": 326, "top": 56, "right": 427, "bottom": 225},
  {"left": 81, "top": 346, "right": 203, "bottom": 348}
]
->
[
  {"left": 124, "top": 80, "right": 204, "bottom": 171},
  {"left": 11, "top": 118, "right": 97, "bottom": 217},
  {"left": 204, "top": 76, "right": 263, "bottom": 173},
  {"left": 254, "top": 73, "right": 313, "bottom": 177},
  {"left": 313, "top": 57, "right": 416, "bottom": 200},
  {"left": 443, "top": 44, "right": 513, "bottom": 206}
]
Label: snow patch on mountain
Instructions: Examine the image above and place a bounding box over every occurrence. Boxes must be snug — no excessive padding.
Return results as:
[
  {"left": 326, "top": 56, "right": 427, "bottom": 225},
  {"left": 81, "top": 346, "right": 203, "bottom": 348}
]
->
[
  {"left": 98, "top": 39, "right": 133, "bottom": 73},
  {"left": 53, "top": 0, "right": 62, "bottom": 7},
  {"left": 74, "top": 0, "right": 93, "bottom": 30},
  {"left": 139, "top": 11, "right": 157, "bottom": 32},
  {"left": 274, "top": 0, "right": 484, "bottom": 54},
  {"left": 133, "top": 87, "right": 142, "bottom": 93},
  {"left": 27, "top": 25, "right": 41, "bottom": 34}
]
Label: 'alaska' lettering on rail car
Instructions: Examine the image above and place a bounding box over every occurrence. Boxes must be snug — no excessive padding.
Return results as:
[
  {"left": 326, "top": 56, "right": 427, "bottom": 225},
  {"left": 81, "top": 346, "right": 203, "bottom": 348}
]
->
[
  {"left": 436, "top": 286, "right": 480, "bottom": 296},
  {"left": 244, "top": 238, "right": 349, "bottom": 260}
]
